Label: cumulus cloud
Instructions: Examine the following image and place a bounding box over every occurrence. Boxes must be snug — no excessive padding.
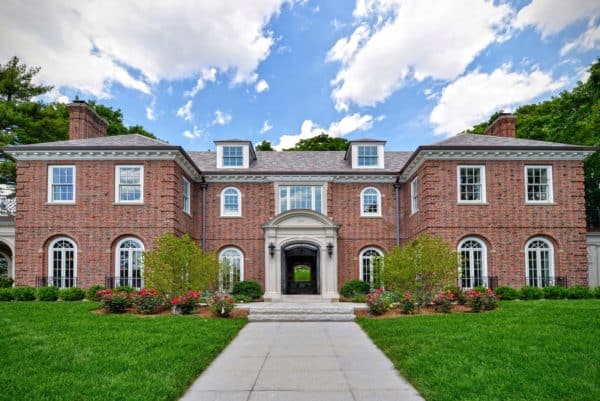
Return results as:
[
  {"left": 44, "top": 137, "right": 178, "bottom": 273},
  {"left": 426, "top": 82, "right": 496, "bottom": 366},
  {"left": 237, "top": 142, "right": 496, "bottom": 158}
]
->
[
  {"left": 0, "top": 0, "right": 290, "bottom": 98},
  {"left": 328, "top": 0, "right": 513, "bottom": 111},
  {"left": 182, "top": 125, "right": 204, "bottom": 139},
  {"left": 260, "top": 120, "right": 273, "bottom": 133},
  {"left": 176, "top": 100, "right": 193, "bottom": 122},
  {"left": 213, "top": 110, "right": 232, "bottom": 126},
  {"left": 255, "top": 79, "right": 270, "bottom": 93},
  {"left": 561, "top": 18, "right": 600, "bottom": 55},
  {"left": 429, "top": 65, "right": 568, "bottom": 136},
  {"left": 273, "top": 113, "right": 376, "bottom": 150},
  {"left": 145, "top": 99, "right": 156, "bottom": 120},
  {"left": 184, "top": 68, "right": 217, "bottom": 97},
  {"left": 513, "top": 0, "right": 600, "bottom": 38}
]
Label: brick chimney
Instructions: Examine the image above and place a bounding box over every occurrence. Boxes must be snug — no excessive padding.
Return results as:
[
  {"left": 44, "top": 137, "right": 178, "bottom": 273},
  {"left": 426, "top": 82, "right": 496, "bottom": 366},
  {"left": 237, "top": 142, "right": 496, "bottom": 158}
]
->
[
  {"left": 484, "top": 113, "right": 516, "bottom": 138},
  {"left": 67, "top": 101, "right": 109, "bottom": 140}
]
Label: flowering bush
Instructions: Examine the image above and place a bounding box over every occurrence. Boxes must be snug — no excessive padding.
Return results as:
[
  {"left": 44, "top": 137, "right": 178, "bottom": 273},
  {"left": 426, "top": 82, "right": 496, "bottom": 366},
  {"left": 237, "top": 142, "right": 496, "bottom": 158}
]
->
[
  {"left": 366, "top": 288, "right": 392, "bottom": 315},
  {"left": 134, "top": 288, "right": 165, "bottom": 314},
  {"left": 98, "top": 289, "right": 132, "bottom": 313},
  {"left": 400, "top": 291, "right": 416, "bottom": 314},
  {"left": 171, "top": 290, "right": 200, "bottom": 315},
  {"left": 432, "top": 291, "right": 455, "bottom": 313},
  {"left": 466, "top": 288, "right": 497, "bottom": 313},
  {"left": 210, "top": 294, "right": 235, "bottom": 317},
  {"left": 444, "top": 286, "right": 467, "bottom": 305}
]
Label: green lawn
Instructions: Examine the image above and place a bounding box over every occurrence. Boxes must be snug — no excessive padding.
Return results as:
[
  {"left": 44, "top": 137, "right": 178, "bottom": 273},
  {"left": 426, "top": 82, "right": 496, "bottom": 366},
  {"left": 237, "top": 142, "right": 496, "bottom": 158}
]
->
[
  {"left": 0, "top": 302, "right": 246, "bottom": 401},
  {"left": 293, "top": 265, "right": 311, "bottom": 282},
  {"left": 358, "top": 300, "right": 600, "bottom": 401}
]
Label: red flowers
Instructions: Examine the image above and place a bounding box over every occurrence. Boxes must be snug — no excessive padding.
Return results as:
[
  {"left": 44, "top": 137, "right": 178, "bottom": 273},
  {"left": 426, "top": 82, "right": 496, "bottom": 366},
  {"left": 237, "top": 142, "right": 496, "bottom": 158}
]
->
[{"left": 171, "top": 290, "right": 201, "bottom": 314}]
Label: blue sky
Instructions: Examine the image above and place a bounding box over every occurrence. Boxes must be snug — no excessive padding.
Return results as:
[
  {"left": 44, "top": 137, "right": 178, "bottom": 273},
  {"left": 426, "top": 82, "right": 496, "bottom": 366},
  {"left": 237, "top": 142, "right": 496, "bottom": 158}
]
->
[{"left": 1, "top": 0, "right": 599, "bottom": 151}]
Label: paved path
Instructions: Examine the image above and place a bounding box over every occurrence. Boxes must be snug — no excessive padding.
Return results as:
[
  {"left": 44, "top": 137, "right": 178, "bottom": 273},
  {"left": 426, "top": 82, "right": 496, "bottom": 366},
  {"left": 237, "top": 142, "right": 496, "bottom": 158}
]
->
[{"left": 180, "top": 322, "right": 424, "bottom": 401}]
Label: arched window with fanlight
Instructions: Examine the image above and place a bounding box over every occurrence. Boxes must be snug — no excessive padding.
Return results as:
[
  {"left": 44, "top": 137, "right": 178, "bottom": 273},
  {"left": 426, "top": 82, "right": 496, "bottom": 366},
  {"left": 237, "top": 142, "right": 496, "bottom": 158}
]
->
[
  {"left": 458, "top": 238, "right": 488, "bottom": 289},
  {"left": 359, "top": 247, "right": 384, "bottom": 290},
  {"left": 219, "top": 247, "right": 244, "bottom": 293},
  {"left": 48, "top": 237, "right": 76, "bottom": 288},
  {"left": 116, "top": 238, "right": 144, "bottom": 289},
  {"left": 526, "top": 238, "right": 554, "bottom": 288},
  {"left": 221, "top": 187, "right": 241, "bottom": 217},
  {"left": 360, "top": 187, "right": 381, "bottom": 217}
]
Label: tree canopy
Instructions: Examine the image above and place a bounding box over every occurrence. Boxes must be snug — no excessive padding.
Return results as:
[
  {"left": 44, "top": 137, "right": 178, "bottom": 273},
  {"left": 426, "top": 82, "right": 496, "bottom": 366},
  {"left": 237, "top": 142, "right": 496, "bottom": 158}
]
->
[
  {"left": 0, "top": 56, "right": 53, "bottom": 103},
  {"left": 285, "top": 133, "right": 349, "bottom": 151},
  {"left": 255, "top": 140, "right": 274, "bottom": 151}
]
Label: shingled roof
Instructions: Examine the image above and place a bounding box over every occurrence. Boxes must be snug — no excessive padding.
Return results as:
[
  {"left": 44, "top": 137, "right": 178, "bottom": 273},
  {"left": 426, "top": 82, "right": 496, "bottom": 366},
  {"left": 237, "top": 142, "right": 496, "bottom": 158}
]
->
[
  {"left": 428, "top": 133, "right": 588, "bottom": 149},
  {"left": 5, "top": 134, "right": 172, "bottom": 150}
]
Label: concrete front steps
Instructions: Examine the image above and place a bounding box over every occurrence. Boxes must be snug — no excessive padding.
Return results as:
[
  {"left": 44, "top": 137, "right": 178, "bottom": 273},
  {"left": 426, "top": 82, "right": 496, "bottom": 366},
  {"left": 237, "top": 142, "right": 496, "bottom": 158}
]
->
[{"left": 242, "top": 296, "right": 367, "bottom": 322}]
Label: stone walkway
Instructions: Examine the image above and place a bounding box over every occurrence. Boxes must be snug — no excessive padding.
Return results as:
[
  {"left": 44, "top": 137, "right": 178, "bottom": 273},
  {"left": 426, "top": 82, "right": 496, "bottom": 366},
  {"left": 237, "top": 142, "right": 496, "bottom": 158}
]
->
[{"left": 180, "top": 322, "right": 424, "bottom": 401}]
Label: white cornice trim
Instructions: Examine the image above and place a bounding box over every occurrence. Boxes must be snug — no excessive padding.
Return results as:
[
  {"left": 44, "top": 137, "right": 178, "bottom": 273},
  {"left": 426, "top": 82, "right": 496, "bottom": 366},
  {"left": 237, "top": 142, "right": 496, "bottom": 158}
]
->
[
  {"left": 399, "top": 149, "right": 595, "bottom": 182},
  {"left": 203, "top": 174, "right": 396, "bottom": 183}
]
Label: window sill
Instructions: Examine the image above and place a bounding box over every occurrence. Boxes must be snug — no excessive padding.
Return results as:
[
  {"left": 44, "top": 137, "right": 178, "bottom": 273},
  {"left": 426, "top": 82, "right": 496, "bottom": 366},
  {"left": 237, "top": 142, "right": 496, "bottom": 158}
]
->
[
  {"left": 525, "top": 202, "right": 556, "bottom": 206},
  {"left": 113, "top": 202, "right": 144, "bottom": 206},
  {"left": 46, "top": 202, "right": 76, "bottom": 205},
  {"left": 360, "top": 214, "right": 382, "bottom": 218},
  {"left": 457, "top": 202, "right": 488, "bottom": 205},
  {"left": 220, "top": 215, "right": 243, "bottom": 218},
  {"left": 410, "top": 210, "right": 419, "bottom": 216},
  {"left": 183, "top": 211, "right": 192, "bottom": 217}
]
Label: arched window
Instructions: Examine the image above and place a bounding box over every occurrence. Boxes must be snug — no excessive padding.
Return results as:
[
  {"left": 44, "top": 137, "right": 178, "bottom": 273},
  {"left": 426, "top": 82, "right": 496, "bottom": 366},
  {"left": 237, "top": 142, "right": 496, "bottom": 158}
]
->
[
  {"left": 219, "top": 247, "right": 244, "bottom": 293},
  {"left": 526, "top": 238, "right": 554, "bottom": 288},
  {"left": 458, "top": 238, "right": 488, "bottom": 288},
  {"left": 221, "top": 187, "right": 241, "bottom": 217},
  {"left": 361, "top": 187, "right": 381, "bottom": 217},
  {"left": 48, "top": 238, "right": 76, "bottom": 288},
  {"left": 116, "top": 238, "right": 144, "bottom": 289},
  {"left": 0, "top": 252, "right": 10, "bottom": 278},
  {"left": 359, "top": 247, "right": 383, "bottom": 290}
]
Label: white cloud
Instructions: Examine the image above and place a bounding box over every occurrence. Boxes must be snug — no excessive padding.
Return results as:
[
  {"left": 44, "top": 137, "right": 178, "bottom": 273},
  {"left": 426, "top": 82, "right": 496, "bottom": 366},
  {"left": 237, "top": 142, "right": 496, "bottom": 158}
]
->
[
  {"left": 274, "top": 113, "right": 375, "bottom": 150},
  {"left": 514, "top": 0, "right": 600, "bottom": 38},
  {"left": 176, "top": 100, "right": 193, "bottom": 122},
  {"left": 0, "top": 0, "right": 291, "bottom": 98},
  {"left": 184, "top": 67, "right": 217, "bottom": 97},
  {"left": 429, "top": 66, "right": 568, "bottom": 136},
  {"left": 261, "top": 120, "right": 273, "bottom": 133},
  {"left": 255, "top": 79, "right": 270, "bottom": 93},
  {"left": 328, "top": 0, "right": 513, "bottom": 111},
  {"left": 145, "top": 99, "right": 156, "bottom": 120},
  {"left": 213, "top": 110, "right": 232, "bottom": 126},
  {"left": 561, "top": 18, "right": 600, "bottom": 55},
  {"left": 182, "top": 125, "right": 204, "bottom": 139}
]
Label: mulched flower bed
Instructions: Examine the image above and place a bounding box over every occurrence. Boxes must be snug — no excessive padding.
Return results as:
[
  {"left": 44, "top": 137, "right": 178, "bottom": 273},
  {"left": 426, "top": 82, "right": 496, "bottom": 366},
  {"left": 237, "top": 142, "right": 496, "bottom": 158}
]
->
[
  {"left": 92, "top": 305, "right": 249, "bottom": 318},
  {"left": 354, "top": 304, "right": 487, "bottom": 318}
]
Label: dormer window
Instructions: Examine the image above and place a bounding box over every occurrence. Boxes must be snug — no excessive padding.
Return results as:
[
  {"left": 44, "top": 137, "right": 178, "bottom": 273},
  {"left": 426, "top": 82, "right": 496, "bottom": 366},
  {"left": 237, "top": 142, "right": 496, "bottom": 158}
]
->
[
  {"left": 223, "top": 146, "right": 243, "bottom": 167},
  {"left": 345, "top": 139, "right": 385, "bottom": 169},
  {"left": 358, "top": 145, "right": 378, "bottom": 167},
  {"left": 215, "top": 140, "right": 256, "bottom": 169}
]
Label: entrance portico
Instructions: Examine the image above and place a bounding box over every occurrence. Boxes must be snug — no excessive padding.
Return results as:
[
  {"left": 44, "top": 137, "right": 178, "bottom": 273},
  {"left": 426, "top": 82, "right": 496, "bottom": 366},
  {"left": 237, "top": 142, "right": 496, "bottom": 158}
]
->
[{"left": 263, "top": 210, "right": 340, "bottom": 301}]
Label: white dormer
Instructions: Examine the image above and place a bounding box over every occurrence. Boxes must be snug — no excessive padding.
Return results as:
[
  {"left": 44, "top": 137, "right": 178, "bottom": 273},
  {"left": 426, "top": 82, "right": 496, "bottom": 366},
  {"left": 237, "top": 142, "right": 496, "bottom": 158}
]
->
[
  {"left": 215, "top": 140, "right": 256, "bottom": 169},
  {"left": 345, "top": 139, "right": 386, "bottom": 169}
]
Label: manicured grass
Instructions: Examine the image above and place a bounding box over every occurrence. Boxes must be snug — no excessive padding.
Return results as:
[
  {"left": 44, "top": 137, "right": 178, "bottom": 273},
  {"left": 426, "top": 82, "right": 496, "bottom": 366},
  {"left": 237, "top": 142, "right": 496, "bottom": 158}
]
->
[
  {"left": 293, "top": 266, "right": 311, "bottom": 282},
  {"left": 0, "top": 302, "right": 246, "bottom": 401},
  {"left": 358, "top": 300, "right": 600, "bottom": 401}
]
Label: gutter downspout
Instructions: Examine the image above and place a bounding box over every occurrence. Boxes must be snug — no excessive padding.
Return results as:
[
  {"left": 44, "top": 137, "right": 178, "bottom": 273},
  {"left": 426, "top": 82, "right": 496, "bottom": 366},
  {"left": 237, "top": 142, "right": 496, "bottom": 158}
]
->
[
  {"left": 394, "top": 179, "right": 401, "bottom": 246},
  {"left": 200, "top": 181, "right": 207, "bottom": 252}
]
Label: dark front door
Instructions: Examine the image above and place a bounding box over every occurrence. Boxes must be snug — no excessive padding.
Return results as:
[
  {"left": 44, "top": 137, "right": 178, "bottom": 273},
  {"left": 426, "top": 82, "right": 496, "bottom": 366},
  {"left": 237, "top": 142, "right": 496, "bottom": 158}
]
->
[{"left": 283, "top": 244, "right": 319, "bottom": 295}]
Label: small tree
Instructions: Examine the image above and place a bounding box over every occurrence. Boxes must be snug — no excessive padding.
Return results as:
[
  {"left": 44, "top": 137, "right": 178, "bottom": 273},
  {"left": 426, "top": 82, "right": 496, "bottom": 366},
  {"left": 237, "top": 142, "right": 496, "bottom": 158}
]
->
[
  {"left": 144, "top": 233, "right": 219, "bottom": 298},
  {"left": 383, "top": 234, "right": 458, "bottom": 305}
]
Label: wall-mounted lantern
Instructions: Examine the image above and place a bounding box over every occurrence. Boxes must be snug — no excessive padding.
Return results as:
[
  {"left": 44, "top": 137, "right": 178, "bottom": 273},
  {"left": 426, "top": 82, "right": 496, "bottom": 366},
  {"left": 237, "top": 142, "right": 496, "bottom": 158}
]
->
[
  {"left": 269, "top": 242, "right": 276, "bottom": 257},
  {"left": 327, "top": 242, "right": 334, "bottom": 257}
]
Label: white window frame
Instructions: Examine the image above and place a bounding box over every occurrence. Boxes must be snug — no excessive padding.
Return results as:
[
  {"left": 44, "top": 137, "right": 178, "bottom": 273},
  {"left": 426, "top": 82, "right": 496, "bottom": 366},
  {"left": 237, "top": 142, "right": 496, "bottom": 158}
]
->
[
  {"left": 219, "top": 247, "right": 244, "bottom": 293},
  {"left": 525, "top": 165, "right": 553, "bottom": 204},
  {"left": 115, "top": 237, "right": 144, "bottom": 289},
  {"left": 357, "top": 145, "right": 379, "bottom": 167},
  {"left": 359, "top": 247, "right": 384, "bottom": 290},
  {"left": 222, "top": 146, "right": 244, "bottom": 168},
  {"left": 410, "top": 177, "right": 419, "bottom": 214},
  {"left": 525, "top": 237, "right": 555, "bottom": 288},
  {"left": 457, "top": 237, "right": 488, "bottom": 289},
  {"left": 277, "top": 185, "right": 324, "bottom": 214},
  {"left": 47, "top": 165, "right": 76, "bottom": 204},
  {"left": 115, "top": 165, "right": 144, "bottom": 204},
  {"left": 48, "top": 237, "right": 77, "bottom": 288},
  {"left": 182, "top": 177, "right": 191, "bottom": 215},
  {"left": 220, "top": 187, "right": 242, "bottom": 217},
  {"left": 360, "top": 187, "right": 382, "bottom": 217},
  {"left": 457, "top": 165, "right": 486, "bottom": 204}
]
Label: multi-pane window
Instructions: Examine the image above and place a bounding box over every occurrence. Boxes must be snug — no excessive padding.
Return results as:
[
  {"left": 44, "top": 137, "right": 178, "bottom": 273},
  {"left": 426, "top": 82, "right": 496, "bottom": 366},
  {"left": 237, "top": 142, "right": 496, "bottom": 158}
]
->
[
  {"left": 221, "top": 187, "right": 241, "bottom": 216},
  {"left": 411, "top": 178, "right": 419, "bottom": 214},
  {"left": 458, "top": 166, "right": 485, "bottom": 202},
  {"left": 458, "top": 239, "right": 487, "bottom": 288},
  {"left": 117, "top": 238, "right": 144, "bottom": 289},
  {"left": 183, "top": 177, "right": 191, "bottom": 214},
  {"left": 526, "top": 238, "right": 553, "bottom": 287},
  {"left": 116, "top": 166, "right": 143, "bottom": 203},
  {"left": 0, "top": 253, "right": 8, "bottom": 278},
  {"left": 219, "top": 247, "right": 243, "bottom": 293},
  {"left": 526, "top": 166, "right": 553, "bottom": 203},
  {"left": 357, "top": 145, "right": 379, "bottom": 167},
  {"left": 360, "top": 248, "right": 383, "bottom": 290},
  {"left": 279, "top": 186, "right": 322, "bottom": 213},
  {"left": 361, "top": 187, "right": 381, "bottom": 216},
  {"left": 49, "top": 238, "right": 76, "bottom": 288},
  {"left": 48, "top": 166, "right": 75, "bottom": 203},
  {"left": 222, "top": 146, "right": 243, "bottom": 167}
]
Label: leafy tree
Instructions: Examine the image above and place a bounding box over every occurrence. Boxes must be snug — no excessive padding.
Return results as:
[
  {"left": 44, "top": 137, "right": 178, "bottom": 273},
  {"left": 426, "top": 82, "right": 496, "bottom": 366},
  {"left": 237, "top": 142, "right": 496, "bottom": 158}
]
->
[
  {"left": 285, "top": 133, "right": 349, "bottom": 151},
  {"left": 256, "top": 140, "right": 274, "bottom": 151},
  {"left": 143, "top": 233, "right": 220, "bottom": 298},
  {"left": 0, "top": 56, "right": 53, "bottom": 102},
  {"left": 383, "top": 234, "right": 458, "bottom": 306}
]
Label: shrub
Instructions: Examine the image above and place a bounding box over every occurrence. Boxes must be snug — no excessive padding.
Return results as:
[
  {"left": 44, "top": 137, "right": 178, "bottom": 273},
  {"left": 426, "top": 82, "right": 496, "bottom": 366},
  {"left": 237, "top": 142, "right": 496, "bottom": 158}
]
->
[
  {"left": 211, "top": 294, "right": 235, "bottom": 317},
  {"left": 86, "top": 285, "right": 106, "bottom": 301},
  {"left": 383, "top": 234, "right": 458, "bottom": 305},
  {"left": 366, "top": 288, "right": 392, "bottom": 315},
  {"left": 0, "top": 288, "right": 14, "bottom": 301},
  {"left": 594, "top": 286, "right": 600, "bottom": 299},
  {"left": 566, "top": 286, "right": 593, "bottom": 299},
  {"left": 400, "top": 291, "right": 416, "bottom": 314},
  {"left": 340, "top": 280, "right": 370, "bottom": 298},
  {"left": 432, "top": 291, "right": 454, "bottom": 313},
  {"left": 98, "top": 289, "right": 132, "bottom": 313},
  {"left": 444, "top": 286, "right": 467, "bottom": 304},
  {"left": 543, "top": 286, "right": 567, "bottom": 300},
  {"left": 231, "top": 280, "right": 263, "bottom": 299},
  {"left": 114, "top": 285, "right": 135, "bottom": 293},
  {"left": 0, "top": 277, "right": 14, "bottom": 288},
  {"left": 495, "top": 286, "right": 519, "bottom": 300},
  {"left": 37, "top": 286, "right": 59, "bottom": 301},
  {"left": 59, "top": 287, "right": 85, "bottom": 301},
  {"left": 351, "top": 294, "right": 367, "bottom": 303},
  {"left": 466, "top": 288, "right": 498, "bottom": 312},
  {"left": 134, "top": 288, "right": 164, "bottom": 314},
  {"left": 171, "top": 290, "right": 200, "bottom": 315},
  {"left": 519, "top": 286, "right": 543, "bottom": 300},
  {"left": 13, "top": 286, "right": 36, "bottom": 301},
  {"left": 232, "top": 294, "right": 252, "bottom": 303}
]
